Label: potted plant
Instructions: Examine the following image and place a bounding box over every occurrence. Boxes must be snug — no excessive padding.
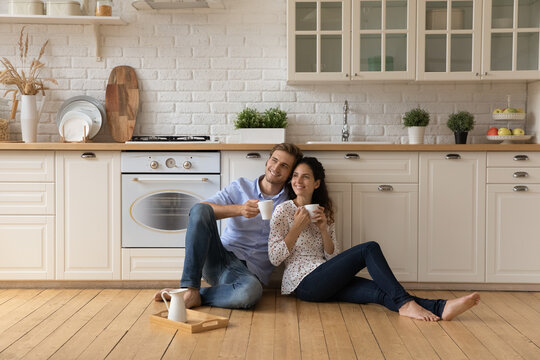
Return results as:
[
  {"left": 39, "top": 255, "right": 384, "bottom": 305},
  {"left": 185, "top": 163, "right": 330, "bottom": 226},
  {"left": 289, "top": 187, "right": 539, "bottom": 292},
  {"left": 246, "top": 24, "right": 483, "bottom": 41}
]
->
[
  {"left": 447, "top": 111, "right": 475, "bottom": 144},
  {"left": 403, "top": 107, "right": 430, "bottom": 144},
  {"left": 235, "top": 107, "right": 287, "bottom": 143}
]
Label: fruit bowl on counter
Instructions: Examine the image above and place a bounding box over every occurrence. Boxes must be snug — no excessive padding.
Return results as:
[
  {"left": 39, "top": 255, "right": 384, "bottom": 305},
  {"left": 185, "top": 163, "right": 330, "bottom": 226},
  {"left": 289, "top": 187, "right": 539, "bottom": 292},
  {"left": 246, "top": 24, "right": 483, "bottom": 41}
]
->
[
  {"left": 486, "top": 135, "right": 532, "bottom": 144},
  {"left": 492, "top": 112, "right": 526, "bottom": 121}
]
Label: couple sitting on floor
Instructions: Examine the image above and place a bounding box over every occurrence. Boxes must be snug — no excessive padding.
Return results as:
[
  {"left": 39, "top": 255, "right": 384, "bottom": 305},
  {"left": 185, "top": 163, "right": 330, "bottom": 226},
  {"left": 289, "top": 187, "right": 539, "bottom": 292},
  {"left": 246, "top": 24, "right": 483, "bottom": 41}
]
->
[{"left": 156, "top": 143, "right": 480, "bottom": 321}]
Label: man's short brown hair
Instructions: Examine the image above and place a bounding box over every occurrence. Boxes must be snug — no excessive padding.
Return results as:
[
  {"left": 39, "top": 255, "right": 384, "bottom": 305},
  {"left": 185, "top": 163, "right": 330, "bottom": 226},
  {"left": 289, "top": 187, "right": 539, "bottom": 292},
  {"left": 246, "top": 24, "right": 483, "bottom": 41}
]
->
[{"left": 270, "top": 143, "right": 303, "bottom": 169}]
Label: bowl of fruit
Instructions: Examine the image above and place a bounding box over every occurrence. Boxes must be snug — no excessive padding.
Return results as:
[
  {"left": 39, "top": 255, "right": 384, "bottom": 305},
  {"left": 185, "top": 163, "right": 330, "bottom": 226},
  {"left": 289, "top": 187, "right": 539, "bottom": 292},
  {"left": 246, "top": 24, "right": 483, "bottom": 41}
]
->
[
  {"left": 492, "top": 107, "right": 526, "bottom": 120},
  {"left": 486, "top": 127, "right": 531, "bottom": 143}
]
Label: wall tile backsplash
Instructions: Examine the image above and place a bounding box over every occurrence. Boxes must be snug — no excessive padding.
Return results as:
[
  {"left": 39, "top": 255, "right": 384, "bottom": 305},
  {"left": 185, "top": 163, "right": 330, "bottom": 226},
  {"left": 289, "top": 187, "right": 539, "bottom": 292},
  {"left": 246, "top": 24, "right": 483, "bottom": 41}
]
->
[{"left": 0, "top": 0, "right": 529, "bottom": 144}]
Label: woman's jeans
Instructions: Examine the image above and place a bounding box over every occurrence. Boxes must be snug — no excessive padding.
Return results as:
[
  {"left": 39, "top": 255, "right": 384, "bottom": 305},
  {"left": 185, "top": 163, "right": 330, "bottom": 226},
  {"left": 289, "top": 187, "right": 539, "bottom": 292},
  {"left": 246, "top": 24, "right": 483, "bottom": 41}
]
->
[
  {"left": 180, "top": 203, "right": 263, "bottom": 309},
  {"left": 295, "top": 241, "right": 446, "bottom": 317}
]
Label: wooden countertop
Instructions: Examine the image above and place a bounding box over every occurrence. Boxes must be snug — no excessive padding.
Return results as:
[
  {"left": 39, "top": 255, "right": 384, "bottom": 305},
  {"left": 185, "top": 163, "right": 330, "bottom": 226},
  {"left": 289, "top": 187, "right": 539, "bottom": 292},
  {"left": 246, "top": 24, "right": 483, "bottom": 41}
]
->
[{"left": 1, "top": 142, "right": 540, "bottom": 151}]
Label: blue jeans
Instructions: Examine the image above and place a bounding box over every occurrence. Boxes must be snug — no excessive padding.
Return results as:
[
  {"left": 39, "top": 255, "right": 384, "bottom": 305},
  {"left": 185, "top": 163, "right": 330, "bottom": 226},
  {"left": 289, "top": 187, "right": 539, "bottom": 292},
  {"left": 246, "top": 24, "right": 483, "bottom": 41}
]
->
[
  {"left": 180, "top": 203, "right": 263, "bottom": 309},
  {"left": 295, "top": 241, "right": 447, "bottom": 317}
]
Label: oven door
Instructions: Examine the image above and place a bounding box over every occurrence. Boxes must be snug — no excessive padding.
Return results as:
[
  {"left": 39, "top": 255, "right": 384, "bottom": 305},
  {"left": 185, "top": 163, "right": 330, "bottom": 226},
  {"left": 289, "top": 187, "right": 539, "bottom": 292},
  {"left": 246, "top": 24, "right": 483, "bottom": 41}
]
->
[{"left": 122, "top": 174, "right": 220, "bottom": 248}]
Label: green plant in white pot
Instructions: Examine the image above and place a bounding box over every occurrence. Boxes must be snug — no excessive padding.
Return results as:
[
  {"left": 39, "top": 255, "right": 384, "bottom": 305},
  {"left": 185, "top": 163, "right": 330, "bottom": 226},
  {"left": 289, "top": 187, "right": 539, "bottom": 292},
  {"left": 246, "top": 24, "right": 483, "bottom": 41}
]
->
[
  {"left": 234, "top": 107, "right": 287, "bottom": 144},
  {"left": 447, "top": 111, "right": 474, "bottom": 144},
  {"left": 403, "top": 107, "right": 430, "bottom": 144}
]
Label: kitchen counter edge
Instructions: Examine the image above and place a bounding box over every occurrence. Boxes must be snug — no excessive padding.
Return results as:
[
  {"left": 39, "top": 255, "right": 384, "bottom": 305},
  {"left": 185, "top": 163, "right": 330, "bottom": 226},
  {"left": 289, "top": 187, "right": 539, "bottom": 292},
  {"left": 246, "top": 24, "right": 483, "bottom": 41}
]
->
[{"left": 1, "top": 143, "right": 540, "bottom": 151}]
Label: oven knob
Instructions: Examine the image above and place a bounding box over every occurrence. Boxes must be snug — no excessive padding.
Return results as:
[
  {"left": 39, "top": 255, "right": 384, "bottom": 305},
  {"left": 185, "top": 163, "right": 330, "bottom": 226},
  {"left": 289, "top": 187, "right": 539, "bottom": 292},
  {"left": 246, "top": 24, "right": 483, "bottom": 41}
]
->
[
  {"left": 183, "top": 161, "right": 192, "bottom": 169},
  {"left": 150, "top": 161, "right": 159, "bottom": 169},
  {"left": 165, "top": 158, "right": 176, "bottom": 168}
]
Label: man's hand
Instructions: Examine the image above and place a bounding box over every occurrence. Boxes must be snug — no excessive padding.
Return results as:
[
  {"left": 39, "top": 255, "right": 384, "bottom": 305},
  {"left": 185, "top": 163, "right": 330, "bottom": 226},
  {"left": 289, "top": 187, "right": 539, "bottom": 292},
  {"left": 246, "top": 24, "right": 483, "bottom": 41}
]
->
[{"left": 241, "top": 199, "right": 260, "bottom": 218}]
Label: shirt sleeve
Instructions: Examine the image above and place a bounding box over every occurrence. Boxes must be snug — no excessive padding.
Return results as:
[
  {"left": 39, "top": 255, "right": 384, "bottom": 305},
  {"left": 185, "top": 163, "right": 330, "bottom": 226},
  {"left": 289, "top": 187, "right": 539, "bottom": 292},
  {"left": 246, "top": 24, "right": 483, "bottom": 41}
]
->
[
  {"left": 268, "top": 203, "right": 291, "bottom": 266},
  {"left": 204, "top": 180, "right": 237, "bottom": 205},
  {"left": 324, "top": 222, "right": 340, "bottom": 260}
]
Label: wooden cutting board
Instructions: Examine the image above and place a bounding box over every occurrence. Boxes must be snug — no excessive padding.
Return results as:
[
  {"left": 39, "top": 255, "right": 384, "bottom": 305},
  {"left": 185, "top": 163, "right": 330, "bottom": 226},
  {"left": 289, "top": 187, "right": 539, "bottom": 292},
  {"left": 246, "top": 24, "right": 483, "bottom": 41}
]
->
[{"left": 105, "top": 66, "right": 139, "bottom": 142}]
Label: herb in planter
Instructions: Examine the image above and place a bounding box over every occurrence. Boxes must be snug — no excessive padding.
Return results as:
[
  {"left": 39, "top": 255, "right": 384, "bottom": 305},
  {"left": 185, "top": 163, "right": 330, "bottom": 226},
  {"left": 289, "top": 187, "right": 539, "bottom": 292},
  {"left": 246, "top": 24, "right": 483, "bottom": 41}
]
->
[
  {"left": 446, "top": 111, "right": 475, "bottom": 132},
  {"left": 403, "top": 107, "right": 430, "bottom": 127}
]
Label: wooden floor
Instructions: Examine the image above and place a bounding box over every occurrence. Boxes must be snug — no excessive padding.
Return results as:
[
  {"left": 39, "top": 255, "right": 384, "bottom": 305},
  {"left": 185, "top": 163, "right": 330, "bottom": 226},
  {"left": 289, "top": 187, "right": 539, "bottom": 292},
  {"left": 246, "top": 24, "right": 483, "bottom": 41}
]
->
[{"left": 0, "top": 289, "right": 540, "bottom": 359}]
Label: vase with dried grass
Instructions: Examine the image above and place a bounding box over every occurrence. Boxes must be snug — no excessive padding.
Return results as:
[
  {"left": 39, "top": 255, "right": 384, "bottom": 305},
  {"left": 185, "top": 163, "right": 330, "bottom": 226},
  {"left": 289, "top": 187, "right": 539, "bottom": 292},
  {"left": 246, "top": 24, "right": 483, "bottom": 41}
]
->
[{"left": 0, "top": 27, "right": 57, "bottom": 142}]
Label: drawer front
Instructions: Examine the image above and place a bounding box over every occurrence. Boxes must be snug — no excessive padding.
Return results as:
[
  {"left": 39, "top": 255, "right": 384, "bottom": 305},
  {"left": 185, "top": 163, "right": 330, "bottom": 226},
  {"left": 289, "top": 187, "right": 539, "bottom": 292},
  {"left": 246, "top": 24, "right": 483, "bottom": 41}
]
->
[
  {"left": 487, "top": 152, "right": 540, "bottom": 167},
  {"left": 304, "top": 151, "right": 418, "bottom": 183},
  {"left": 0, "top": 183, "right": 55, "bottom": 215},
  {"left": 122, "top": 248, "right": 185, "bottom": 280},
  {"left": 0, "top": 151, "right": 55, "bottom": 182},
  {"left": 487, "top": 168, "right": 540, "bottom": 184}
]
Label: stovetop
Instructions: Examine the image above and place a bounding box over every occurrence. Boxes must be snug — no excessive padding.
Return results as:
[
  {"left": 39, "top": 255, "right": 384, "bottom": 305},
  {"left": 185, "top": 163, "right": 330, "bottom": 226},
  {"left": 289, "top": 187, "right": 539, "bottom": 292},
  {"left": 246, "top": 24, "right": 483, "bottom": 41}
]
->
[{"left": 126, "top": 135, "right": 216, "bottom": 143}]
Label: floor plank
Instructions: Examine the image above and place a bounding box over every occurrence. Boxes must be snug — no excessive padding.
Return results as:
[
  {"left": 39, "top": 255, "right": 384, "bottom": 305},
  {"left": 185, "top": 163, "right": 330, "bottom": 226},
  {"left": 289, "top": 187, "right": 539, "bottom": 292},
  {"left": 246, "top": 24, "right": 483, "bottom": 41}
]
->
[
  {"left": 510, "top": 292, "right": 540, "bottom": 314},
  {"left": 245, "top": 290, "right": 275, "bottom": 360},
  {"left": 0, "top": 289, "right": 43, "bottom": 319},
  {"left": 218, "top": 308, "right": 253, "bottom": 359},
  {"left": 274, "top": 295, "right": 300, "bottom": 360},
  {"left": 319, "top": 301, "right": 356, "bottom": 360},
  {"left": 340, "top": 303, "right": 384, "bottom": 360},
  {"left": 188, "top": 307, "right": 231, "bottom": 360},
  {"left": 297, "top": 300, "right": 328, "bottom": 360}
]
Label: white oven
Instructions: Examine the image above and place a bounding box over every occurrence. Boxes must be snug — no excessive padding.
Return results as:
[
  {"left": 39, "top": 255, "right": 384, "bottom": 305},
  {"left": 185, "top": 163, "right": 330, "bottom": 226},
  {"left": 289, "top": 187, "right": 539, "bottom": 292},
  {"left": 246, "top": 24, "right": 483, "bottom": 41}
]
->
[{"left": 121, "top": 151, "right": 220, "bottom": 248}]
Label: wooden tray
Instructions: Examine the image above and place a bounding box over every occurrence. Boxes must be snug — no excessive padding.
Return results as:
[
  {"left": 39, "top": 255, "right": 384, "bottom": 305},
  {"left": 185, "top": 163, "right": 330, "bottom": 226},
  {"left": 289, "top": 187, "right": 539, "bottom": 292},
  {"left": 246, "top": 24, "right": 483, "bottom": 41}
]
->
[{"left": 150, "top": 309, "right": 229, "bottom": 333}]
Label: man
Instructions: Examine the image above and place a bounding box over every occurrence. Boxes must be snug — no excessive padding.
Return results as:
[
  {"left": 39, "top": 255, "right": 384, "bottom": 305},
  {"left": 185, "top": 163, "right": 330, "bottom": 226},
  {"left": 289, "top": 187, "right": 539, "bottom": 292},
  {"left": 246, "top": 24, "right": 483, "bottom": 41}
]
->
[{"left": 155, "top": 143, "right": 303, "bottom": 309}]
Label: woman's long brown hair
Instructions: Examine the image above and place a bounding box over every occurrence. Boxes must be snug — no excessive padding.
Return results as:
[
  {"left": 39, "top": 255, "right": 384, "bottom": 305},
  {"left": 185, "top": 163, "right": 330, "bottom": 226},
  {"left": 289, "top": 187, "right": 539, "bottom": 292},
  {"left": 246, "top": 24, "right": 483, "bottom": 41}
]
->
[{"left": 288, "top": 157, "right": 335, "bottom": 224}]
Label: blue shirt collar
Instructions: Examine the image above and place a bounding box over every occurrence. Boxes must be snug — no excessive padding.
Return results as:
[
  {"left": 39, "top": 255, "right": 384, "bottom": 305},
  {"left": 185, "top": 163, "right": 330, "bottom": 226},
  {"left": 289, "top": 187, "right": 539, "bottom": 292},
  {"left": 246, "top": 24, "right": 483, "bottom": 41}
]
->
[{"left": 255, "top": 175, "right": 287, "bottom": 200}]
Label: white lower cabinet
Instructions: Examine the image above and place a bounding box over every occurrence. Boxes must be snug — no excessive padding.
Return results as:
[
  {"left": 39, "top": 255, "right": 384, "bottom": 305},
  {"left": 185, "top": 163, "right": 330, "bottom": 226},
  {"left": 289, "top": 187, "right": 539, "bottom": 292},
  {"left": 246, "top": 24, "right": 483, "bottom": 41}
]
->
[
  {"left": 419, "top": 152, "right": 486, "bottom": 282},
  {"left": 122, "top": 248, "right": 185, "bottom": 280},
  {"left": 56, "top": 151, "right": 121, "bottom": 280},
  {"left": 0, "top": 151, "right": 55, "bottom": 280},
  {"left": 486, "top": 152, "right": 540, "bottom": 283},
  {"left": 221, "top": 150, "right": 270, "bottom": 188}
]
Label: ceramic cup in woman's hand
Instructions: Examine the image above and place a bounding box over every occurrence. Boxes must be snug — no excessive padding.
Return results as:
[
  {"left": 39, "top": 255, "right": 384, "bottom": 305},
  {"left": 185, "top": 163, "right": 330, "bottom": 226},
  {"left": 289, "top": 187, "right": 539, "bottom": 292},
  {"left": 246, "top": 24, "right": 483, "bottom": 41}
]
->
[{"left": 304, "top": 204, "right": 319, "bottom": 222}]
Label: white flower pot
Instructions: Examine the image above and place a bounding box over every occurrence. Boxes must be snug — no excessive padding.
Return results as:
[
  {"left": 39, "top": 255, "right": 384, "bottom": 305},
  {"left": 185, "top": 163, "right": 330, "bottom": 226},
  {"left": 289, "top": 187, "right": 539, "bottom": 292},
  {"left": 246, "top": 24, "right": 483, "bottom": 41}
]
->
[
  {"left": 408, "top": 126, "right": 425, "bottom": 144},
  {"left": 20, "top": 95, "right": 46, "bottom": 143},
  {"left": 238, "top": 128, "right": 285, "bottom": 144}
]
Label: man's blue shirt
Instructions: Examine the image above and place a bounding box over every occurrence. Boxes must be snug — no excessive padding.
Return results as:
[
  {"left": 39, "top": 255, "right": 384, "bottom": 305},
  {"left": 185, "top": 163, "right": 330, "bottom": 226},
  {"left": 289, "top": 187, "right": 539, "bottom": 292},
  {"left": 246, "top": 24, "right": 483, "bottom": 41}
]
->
[{"left": 205, "top": 176, "right": 289, "bottom": 284}]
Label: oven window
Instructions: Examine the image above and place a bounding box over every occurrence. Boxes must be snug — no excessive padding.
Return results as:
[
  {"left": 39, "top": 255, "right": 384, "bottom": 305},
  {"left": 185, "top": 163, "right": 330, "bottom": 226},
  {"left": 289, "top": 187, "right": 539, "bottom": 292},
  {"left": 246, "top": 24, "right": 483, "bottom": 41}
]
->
[{"left": 131, "top": 191, "right": 200, "bottom": 232}]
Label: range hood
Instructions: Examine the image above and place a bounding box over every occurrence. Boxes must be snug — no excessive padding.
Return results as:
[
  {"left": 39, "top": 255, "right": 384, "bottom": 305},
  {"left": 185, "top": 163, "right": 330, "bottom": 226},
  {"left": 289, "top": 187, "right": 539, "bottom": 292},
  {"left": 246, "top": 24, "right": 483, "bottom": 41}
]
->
[{"left": 131, "top": 0, "right": 224, "bottom": 10}]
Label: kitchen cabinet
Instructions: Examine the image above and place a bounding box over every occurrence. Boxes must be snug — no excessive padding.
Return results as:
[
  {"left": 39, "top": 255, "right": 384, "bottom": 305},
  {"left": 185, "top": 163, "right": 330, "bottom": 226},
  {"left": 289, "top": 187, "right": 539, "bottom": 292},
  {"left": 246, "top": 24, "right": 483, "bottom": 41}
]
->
[
  {"left": 56, "top": 151, "right": 121, "bottom": 280},
  {"left": 417, "top": 0, "right": 540, "bottom": 80},
  {"left": 486, "top": 152, "right": 540, "bottom": 283},
  {"left": 287, "top": 0, "right": 416, "bottom": 81},
  {"left": 122, "top": 248, "right": 186, "bottom": 280},
  {"left": 0, "top": 151, "right": 55, "bottom": 280},
  {"left": 418, "top": 152, "right": 486, "bottom": 282}
]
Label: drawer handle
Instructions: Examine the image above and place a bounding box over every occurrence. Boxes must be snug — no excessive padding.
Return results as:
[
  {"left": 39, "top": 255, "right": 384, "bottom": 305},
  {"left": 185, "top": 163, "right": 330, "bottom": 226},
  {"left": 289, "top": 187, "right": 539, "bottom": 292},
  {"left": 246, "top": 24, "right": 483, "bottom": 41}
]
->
[
  {"left": 377, "top": 185, "right": 393, "bottom": 192},
  {"left": 344, "top": 153, "right": 359, "bottom": 159},
  {"left": 445, "top": 154, "right": 461, "bottom": 160},
  {"left": 246, "top": 153, "right": 261, "bottom": 159},
  {"left": 513, "top": 171, "right": 529, "bottom": 178},
  {"left": 513, "top": 185, "right": 529, "bottom": 192},
  {"left": 81, "top": 152, "right": 96, "bottom": 159},
  {"left": 513, "top": 155, "right": 529, "bottom": 161}
]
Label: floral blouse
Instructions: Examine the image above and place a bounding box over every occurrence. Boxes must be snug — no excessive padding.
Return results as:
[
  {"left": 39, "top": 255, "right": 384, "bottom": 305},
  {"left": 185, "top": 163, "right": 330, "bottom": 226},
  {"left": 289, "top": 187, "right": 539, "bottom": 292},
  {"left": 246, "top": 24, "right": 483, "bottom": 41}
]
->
[{"left": 268, "top": 200, "right": 340, "bottom": 295}]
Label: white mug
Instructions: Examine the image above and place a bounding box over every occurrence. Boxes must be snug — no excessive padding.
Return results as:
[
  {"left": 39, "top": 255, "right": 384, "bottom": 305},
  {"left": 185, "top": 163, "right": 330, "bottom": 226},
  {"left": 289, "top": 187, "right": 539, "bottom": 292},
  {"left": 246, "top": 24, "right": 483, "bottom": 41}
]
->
[
  {"left": 161, "top": 289, "right": 188, "bottom": 323},
  {"left": 258, "top": 200, "right": 273, "bottom": 220},
  {"left": 304, "top": 204, "right": 319, "bottom": 222}
]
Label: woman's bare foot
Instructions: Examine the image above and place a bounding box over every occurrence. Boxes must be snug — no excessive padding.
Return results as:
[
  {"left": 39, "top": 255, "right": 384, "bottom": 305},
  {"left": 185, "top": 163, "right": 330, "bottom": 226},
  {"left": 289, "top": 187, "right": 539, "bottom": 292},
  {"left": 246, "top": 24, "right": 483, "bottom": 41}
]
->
[
  {"left": 399, "top": 300, "right": 440, "bottom": 321},
  {"left": 154, "top": 288, "right": 172, "bottom": 302},
  {"left": 442, "top": 292, "right": 480, "bottom": 321},
  {"left": 183, "top": 288, "right": 202, "bottom": 309}
]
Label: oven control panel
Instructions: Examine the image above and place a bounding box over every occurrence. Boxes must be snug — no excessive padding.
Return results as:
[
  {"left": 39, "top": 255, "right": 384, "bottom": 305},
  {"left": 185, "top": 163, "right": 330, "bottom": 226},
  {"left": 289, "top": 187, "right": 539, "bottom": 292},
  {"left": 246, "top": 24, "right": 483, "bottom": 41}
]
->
[{"left": 121, "top": 152, "right": 220, "bottom": 174}]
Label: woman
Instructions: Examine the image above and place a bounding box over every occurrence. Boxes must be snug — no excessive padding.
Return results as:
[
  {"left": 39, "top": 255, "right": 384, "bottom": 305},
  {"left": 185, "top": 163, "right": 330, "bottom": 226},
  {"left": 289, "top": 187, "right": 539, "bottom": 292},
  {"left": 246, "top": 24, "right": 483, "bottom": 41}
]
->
[{"left": 269, "top": 157, "right": 480, "bottom": 321}]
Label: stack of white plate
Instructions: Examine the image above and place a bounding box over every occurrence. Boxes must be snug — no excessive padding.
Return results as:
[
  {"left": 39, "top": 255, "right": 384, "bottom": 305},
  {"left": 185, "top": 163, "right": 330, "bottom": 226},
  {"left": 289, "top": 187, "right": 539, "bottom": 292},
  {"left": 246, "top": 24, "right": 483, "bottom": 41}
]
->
[{"left": 57, "top": 96, "right": 105, "bottom": 142}]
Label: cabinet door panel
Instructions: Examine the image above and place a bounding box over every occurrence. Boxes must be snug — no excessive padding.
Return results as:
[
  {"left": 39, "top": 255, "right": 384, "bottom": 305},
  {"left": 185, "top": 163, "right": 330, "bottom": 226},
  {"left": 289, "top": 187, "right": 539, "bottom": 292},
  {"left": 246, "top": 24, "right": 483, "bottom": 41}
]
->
[
  {"left": 56, "top": 151, "right": 121, "bottom": 280},
  {"left": 327, "top": 183, "right": 352, "bottom": 251},
  {"left": 419, "top": 152, "right": 486, "bottom": 282},
  {"left": 487, "top": 184, "right": 540, "bottom": 282},
  {"left": 352, "top": 183, "right": 418, "bottom": 281},
  {"left": 0, "top": 151, "right": 54, "bottom": 182},
  {"left": 0, "top": 183, "right": 54, "bottom": 215},
  {"left": 0, "top": 216, "right": 54, "bottom": 280},
  {"left": 122, "top": 248, "right": 185, "bottom": 280}
]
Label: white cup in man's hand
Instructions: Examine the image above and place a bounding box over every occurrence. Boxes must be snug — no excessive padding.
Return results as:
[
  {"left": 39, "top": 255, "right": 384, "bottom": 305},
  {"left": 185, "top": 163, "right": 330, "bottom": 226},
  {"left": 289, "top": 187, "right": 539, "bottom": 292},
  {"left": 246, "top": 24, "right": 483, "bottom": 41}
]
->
[
  {"left": 304, "top": 204, "right": 319, "bottom": 222},
  {"left": 258, "top": 200, "right": 273, "bottom": 220}
]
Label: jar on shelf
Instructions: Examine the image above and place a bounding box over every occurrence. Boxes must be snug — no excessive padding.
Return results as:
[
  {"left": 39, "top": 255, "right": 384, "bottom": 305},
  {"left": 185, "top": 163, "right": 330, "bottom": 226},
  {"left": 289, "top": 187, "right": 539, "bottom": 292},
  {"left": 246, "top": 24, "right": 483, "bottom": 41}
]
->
[{"left": 96, "top": 0, "right": 112, "bottom": 16}]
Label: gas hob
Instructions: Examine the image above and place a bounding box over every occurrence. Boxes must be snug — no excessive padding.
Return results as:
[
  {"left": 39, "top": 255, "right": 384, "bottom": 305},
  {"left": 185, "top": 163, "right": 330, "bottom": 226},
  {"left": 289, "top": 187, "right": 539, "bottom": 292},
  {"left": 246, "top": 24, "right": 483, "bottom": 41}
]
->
[{"left": 126, "top": 135, "right": 219, "bottom": 143}]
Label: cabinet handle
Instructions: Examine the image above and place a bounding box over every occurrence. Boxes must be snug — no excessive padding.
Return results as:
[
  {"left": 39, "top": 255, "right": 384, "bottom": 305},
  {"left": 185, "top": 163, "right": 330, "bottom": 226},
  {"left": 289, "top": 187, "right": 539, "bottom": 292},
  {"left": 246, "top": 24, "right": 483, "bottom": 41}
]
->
[
  {"left": 377, "top": 185, "right": 393, "bottom": 192},
  {"left": 345, "top": 73, "right": 349, "bottom": 77},
  {"left": 246, "top": 153, "right": 261, "bottom": 159},
  {"left": 81, "top": 152, "right": 96, "bottom": 159},
  {"left": 513, "top": 185, "right": 529, "bottom": 192},
  {"left": 445, "top": 153, "right": 461, "bottom": 160},
  {"left": 475, "top": 72, "right": 480, "bottom": 76},
  {"left": 513, "top": 155, "right": 529, "bottom": 161},
  {"left": 513, "top": 171, "right": 529, "bottom": 178},
  {"left": 344, "top": 153, "right": 359, "bottom": 159},
  {"left": 354, "top": 73, "right": 358, "bottom": 76},
  {"left": 484, "top": 72, "right": 488, "bottom": 76}
]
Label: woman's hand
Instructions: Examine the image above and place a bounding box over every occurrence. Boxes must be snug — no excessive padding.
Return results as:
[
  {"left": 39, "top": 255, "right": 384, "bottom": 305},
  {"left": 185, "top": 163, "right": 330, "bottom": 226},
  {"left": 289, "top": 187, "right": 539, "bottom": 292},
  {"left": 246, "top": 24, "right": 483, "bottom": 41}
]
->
[
  {"left": 292, "top": 207, "right": 311, "bottom": 232},
  {"left": 312, "top": 206, "right": 328, "bottom": 230}
]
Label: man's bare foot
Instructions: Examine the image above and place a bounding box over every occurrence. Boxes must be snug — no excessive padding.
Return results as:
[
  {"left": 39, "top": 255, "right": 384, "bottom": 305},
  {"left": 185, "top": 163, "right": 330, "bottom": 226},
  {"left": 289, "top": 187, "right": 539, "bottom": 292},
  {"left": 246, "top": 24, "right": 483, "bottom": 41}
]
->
[
  {"left": 154, "top": 288, "right": 172, "bottom": 302},
  {"left": 442, "top": 292, "right": 480, "bottom": 321},
  {"left": 399, "top": 300, "right": 440, "bottom": 321},
  {"left": 183, "top": 288, "right": 202, "bottom": 309}
]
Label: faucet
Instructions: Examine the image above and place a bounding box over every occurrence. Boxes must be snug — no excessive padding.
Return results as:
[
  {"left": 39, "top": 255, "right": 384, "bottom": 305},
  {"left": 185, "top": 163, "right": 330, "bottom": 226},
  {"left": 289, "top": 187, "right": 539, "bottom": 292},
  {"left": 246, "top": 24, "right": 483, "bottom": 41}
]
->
[{"left": 342, "top": 100, "right": 350, "bottom": 142}]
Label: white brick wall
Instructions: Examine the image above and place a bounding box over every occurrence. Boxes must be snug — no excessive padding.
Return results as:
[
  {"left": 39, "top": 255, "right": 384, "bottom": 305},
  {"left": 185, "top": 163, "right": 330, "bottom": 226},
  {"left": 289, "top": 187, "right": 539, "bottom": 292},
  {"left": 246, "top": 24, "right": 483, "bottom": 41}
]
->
[{"left": 0, "top": 0, "right": 530, "bottom": 144}]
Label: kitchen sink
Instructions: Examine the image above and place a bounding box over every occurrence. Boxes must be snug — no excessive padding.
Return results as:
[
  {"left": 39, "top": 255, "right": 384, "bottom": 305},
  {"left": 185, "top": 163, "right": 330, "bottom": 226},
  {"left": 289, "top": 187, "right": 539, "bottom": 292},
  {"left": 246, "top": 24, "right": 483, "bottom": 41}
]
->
[{"left": 305, "top": 141, "right": 394, "bottom": 144}]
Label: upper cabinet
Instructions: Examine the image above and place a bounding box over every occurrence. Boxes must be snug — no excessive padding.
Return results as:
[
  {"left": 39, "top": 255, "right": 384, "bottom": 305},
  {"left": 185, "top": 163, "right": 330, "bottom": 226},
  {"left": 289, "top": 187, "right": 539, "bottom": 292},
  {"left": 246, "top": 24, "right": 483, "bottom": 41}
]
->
[{"left": 288, "top": 0, "right": 540, "bottom": 81}]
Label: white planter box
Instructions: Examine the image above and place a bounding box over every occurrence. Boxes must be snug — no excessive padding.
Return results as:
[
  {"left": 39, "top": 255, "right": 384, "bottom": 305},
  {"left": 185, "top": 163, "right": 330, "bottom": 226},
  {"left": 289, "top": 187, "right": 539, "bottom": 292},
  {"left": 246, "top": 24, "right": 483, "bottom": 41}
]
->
[{"left": 238, "top": 128, "right": 285, "bottom": 144}]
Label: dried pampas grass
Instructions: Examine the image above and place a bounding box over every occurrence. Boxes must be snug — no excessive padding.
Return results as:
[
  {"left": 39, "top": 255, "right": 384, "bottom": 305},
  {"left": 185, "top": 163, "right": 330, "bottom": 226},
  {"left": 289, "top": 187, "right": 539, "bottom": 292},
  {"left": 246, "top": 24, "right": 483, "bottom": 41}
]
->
[{"left": 0, "top": 27, "right": 57, "bottom": 119}]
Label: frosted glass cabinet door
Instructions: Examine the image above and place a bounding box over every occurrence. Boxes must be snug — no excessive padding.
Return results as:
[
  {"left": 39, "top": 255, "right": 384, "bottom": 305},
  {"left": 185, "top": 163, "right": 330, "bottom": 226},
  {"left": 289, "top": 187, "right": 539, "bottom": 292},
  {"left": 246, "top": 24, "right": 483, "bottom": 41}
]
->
[
  {"left": 288, "top": 0, "right": 351, "bottom": 81},
  {"left": 352, "top": 0, "right": 417, "bottom": 80},
  {"left": 483, "top": 0, "right": 540, "bottom": 79},
  {"left": 417, "top": 0, "right": 483, "bottom": 80}
]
